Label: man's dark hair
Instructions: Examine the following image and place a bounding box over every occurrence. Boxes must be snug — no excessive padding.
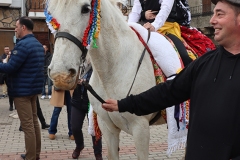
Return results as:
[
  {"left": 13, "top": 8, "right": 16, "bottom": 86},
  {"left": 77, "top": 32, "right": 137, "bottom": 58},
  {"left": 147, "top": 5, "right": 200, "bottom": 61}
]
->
[
  {"left": 18, "top": 16, "right": 34, "bottom": 31},
  {"left": 230, "top": 3, "right": 240, "bottom": 15},
  {"left": 4, "top": 46, "right": 9, "bottom": 48},
  {"left": 212, "top": 0, "right": 240, "bottom": 15}
]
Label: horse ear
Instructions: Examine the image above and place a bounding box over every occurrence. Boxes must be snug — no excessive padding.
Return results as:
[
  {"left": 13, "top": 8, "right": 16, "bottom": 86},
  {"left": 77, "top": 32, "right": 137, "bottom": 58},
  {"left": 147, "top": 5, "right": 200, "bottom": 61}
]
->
[
  {"left": 115, "top": 0, "right": 128, "bottom": 6},
  {"left": 111, "top": 0, "right": 127, "bottom": 6},
  {"left": 109, "top": 0, "right": 117, "bottom": 5}
]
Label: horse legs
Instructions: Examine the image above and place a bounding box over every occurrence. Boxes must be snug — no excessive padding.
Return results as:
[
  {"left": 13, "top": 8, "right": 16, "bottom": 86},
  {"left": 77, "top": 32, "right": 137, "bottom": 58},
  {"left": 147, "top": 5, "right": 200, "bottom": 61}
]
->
[
  {"left": 98, "top": 117, "right": 121, "bottom": 160},
  {"left": 132, "top": 122, "right": 150, "bottom": 160}
]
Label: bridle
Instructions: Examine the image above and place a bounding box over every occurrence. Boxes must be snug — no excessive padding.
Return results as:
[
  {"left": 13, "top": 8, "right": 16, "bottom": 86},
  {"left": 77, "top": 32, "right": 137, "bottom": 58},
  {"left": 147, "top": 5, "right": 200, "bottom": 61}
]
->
[
  {"left": 51, "top": 0, "right": 100, "bottom": 76},
  {"left": 55, "top": 32, "right": 88, "bottom": 60},
  {"left": 55, "top": 29, "right": 151, "bottom": 102},
  {"left": 54, "top": 31, "right": 89, "bottom": 91}
]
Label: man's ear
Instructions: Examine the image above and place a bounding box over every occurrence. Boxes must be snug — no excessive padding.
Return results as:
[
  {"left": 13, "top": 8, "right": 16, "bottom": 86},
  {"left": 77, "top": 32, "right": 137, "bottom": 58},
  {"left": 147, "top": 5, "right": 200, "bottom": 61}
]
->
[
  {"left": 22, "top": 25, "right": 26, "bottom": 31},
  {"left": 237, "top": 14, "right": 240, "bottom": 27}
]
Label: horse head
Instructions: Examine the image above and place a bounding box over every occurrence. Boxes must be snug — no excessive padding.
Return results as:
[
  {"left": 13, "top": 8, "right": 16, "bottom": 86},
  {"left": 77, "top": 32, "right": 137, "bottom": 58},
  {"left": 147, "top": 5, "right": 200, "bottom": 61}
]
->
[{"left": 46, "top": 0, "right": 95, "bottom": 90}]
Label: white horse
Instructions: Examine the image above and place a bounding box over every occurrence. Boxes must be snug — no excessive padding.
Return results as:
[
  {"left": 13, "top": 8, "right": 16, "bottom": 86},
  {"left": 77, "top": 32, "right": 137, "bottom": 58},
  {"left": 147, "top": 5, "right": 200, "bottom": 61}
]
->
[{"left": 46, "top": 0, "right": 183, "bottom": 159}]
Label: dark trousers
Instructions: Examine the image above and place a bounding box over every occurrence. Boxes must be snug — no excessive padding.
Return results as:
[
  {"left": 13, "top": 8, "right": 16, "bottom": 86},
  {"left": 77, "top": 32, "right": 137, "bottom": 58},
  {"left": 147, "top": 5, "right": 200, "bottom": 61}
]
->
[
  {"left": 71, "top": 106, "right": 102, "bottom": 155},
  {"left": 41, "top": 75, "right": 52, "bottom": 96},
  {"left": 167, "top": 33, "right": 193, "bottom": 66},
  {"left": 36, "top": 96, "right": 47, "bottom": 126},
  {"left": 9, "top": 96, "right": 14, "bottom": 107}
]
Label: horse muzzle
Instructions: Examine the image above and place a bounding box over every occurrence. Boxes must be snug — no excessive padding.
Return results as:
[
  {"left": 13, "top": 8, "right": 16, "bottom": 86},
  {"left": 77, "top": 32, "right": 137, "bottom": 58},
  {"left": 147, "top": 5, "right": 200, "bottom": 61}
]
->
[{"left": 48, "top": 68, "right": 79, "bottom": 90}]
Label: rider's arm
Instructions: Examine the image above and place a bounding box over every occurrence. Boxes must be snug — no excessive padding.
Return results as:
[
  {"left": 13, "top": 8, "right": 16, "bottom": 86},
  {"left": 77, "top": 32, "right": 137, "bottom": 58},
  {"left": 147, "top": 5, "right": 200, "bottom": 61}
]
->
[
  {"left": 128, "top": 0, "right": 142, "bottom": 23},
  {"left": 151, "top": 0, "right": 174, "bottom": 31}
]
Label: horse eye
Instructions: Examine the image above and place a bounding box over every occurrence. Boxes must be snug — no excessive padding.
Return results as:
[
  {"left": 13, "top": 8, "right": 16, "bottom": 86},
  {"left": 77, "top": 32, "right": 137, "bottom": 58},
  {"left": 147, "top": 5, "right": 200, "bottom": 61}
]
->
[{"left": 81, "top": 4, "right": 91, "bottom": 14}]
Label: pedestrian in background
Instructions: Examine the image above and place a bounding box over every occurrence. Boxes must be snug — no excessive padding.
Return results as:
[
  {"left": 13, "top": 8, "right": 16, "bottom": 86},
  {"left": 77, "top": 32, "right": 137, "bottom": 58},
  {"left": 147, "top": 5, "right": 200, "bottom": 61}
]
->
[
  {"left": 0, "top": 16, "right": 44, "bottom": 160},
  {"left": 0, "top": 46, "right": 10, "bottom": 98},
  {"left": 71, "top": 62, "right": 103, "bottom": 160},
  {"left": 48, "top": 89, "right": 74, "bottom": 140},
  {"left": 0, "top": 49, "right": 14, "bottom": 111},
  {"left": 41, "top": 45, "right": 53, "bottom": 99}
]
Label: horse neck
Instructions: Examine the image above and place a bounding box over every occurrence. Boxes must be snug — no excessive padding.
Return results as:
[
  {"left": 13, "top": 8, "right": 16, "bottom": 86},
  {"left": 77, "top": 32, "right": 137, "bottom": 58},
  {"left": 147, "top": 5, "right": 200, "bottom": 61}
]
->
[{"left": 88, "top": 0, "right": 144, "bottom": 86}]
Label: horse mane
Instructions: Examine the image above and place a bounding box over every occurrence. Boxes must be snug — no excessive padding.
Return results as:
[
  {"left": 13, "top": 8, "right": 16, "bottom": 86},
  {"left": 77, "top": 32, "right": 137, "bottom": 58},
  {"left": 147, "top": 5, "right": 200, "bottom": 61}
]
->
[
  {"left": 115, "top": 0, "right": 128, "bottom": 6},
  {"left": 110, "top": 0, "right": 128, "bottom": 6},
  {"left": 45, "top": 0, "right": 126, "bottom": 9},
  {"left": 45, "top": 0, "right": 125, "bottom": 22},
  {"left": 45, "top": 0, "right": 76, "bottom": 13}
]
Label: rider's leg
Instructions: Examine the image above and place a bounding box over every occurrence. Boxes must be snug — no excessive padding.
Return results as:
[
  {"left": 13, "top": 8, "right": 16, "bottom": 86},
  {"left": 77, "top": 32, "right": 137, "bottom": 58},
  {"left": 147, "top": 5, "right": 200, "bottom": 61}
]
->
[{"left": 167, "top": 33, "right": 193, "bottom": 66}]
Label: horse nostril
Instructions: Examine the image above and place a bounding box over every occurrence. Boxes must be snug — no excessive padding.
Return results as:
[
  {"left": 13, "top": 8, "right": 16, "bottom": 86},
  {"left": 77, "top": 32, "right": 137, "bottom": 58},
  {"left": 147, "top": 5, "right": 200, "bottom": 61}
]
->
[{"left": 69, "top": 68, "right": 76, "bottom": 77}]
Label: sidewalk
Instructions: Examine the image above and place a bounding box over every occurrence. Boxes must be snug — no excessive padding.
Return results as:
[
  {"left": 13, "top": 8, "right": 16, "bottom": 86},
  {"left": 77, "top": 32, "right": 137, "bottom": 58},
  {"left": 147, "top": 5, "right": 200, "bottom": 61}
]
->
[{"left": 0, "top": 93, "right": 185, "bottom": 160}]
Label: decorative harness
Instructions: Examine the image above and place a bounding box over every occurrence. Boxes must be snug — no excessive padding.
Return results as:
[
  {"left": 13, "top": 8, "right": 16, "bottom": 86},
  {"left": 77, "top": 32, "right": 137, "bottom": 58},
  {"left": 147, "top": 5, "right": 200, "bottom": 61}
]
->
[{"left": 44, "top": 0, "right": 101, "bottom": 61}]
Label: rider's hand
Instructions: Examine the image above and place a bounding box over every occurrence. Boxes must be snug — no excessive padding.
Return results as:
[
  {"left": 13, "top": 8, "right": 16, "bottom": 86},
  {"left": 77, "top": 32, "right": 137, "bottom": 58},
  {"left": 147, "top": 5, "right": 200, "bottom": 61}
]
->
[
  {"left": 102, "top": 99, "right": 119, "bottom": 112},
  {"left": 143, "top": 22, "right": 155, "bottom": 32},
  {"left": 145, "top": 10, "right": 157, "bottom": 20},
  {"left": 78, "top": 79, "right": 85, "bottom": 84}
]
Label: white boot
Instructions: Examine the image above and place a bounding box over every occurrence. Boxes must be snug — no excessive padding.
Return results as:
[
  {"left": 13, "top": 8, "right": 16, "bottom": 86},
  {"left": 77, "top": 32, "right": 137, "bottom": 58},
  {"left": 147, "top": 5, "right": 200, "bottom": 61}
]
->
[
  {"left": 9, "top": 111, "right": 17, "bottom": 117},
  {"left": 12, "top": 113, "right": 19, "bottom": 119}
]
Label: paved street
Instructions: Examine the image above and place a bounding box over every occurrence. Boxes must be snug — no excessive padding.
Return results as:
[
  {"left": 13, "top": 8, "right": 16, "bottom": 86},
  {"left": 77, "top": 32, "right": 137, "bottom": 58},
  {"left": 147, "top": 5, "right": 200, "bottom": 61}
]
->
[{"left": 0, "top": 90, "right": 185, "bottom": 160}]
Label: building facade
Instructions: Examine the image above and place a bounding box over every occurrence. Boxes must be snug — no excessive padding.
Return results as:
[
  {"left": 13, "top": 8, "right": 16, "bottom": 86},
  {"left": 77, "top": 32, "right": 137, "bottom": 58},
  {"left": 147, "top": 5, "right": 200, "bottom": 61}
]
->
[
  {"left": 0, "top": 0, "right": 217, "bottom": 56},
  {"left": 189, "top": 0, "right": 216, "bottom": 43},
  {"left": 0, "top": 0, "right": 21, "bottom": 51},
  {"left": 0, "top": 0, "right": 51, "bottom": 56}
]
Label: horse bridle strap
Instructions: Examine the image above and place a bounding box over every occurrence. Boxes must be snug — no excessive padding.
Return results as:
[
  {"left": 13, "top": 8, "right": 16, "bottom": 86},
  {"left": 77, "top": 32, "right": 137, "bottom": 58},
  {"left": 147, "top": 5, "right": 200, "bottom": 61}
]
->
[
  {"left": 55, "top": 32, "right": 88, "bottom": 59},
  {"left": 126, "top": 28, "right": 151, "bottom": 97}
]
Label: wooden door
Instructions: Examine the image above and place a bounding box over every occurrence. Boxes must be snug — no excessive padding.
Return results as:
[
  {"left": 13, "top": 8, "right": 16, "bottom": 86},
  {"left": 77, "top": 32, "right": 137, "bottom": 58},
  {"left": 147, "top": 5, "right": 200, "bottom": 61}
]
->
[
  {"left": 34, "top": 32, "right": 50, "bottom": 49},
  {"left": 27, "top": 0, "right": 45, "bottom": 10},
  {"left": 202, "top": 0, "right": 212, "bottom": 13},
  {"left": 0, "top": 31, "right": 15, "bottom": 56}
]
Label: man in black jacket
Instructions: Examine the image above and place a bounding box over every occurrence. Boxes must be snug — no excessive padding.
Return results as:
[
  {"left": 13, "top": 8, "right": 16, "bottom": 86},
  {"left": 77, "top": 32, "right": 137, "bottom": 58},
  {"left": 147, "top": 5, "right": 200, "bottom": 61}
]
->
[
  {"left": 0, "top": 46, "right": 10, "bottom": 98},
  {"left": 102, "top": 0, "right": 240, "bottom": 159},
  {"left": 41, "top": 45, "right": 53, "bottom": 99},
  {"left": 71, "top": 66, "right": 103, "bottom": 160}
]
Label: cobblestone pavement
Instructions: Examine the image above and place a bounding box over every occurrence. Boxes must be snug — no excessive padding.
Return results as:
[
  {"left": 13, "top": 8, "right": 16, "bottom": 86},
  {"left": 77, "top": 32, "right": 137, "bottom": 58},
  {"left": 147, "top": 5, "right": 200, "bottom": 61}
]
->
[{"left": 0, "top": 89, "right": 185, "bottom": 160}]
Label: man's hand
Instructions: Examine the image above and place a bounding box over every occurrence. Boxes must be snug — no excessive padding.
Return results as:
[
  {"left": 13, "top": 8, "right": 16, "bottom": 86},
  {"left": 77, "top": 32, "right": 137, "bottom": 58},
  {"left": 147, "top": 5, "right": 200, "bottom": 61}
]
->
[
  {"left": 143, "top": 22, "right": 155, "bottom": 31},
  {"left": 78, "top": 79, "right": 85, "bottom": 84},
  {"left": 102, "top": 99, "right": 119, "bottom": 112},
  {"left": 145, "top": 10, "right": 157, "bottom": 20}
]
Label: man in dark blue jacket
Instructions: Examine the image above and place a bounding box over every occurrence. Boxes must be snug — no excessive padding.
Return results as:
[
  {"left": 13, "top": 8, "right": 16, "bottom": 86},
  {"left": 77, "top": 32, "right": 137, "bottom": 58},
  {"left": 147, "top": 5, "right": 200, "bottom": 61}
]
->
[{"left": 0, "top": 16, "right": 44, "bottom": 160}]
